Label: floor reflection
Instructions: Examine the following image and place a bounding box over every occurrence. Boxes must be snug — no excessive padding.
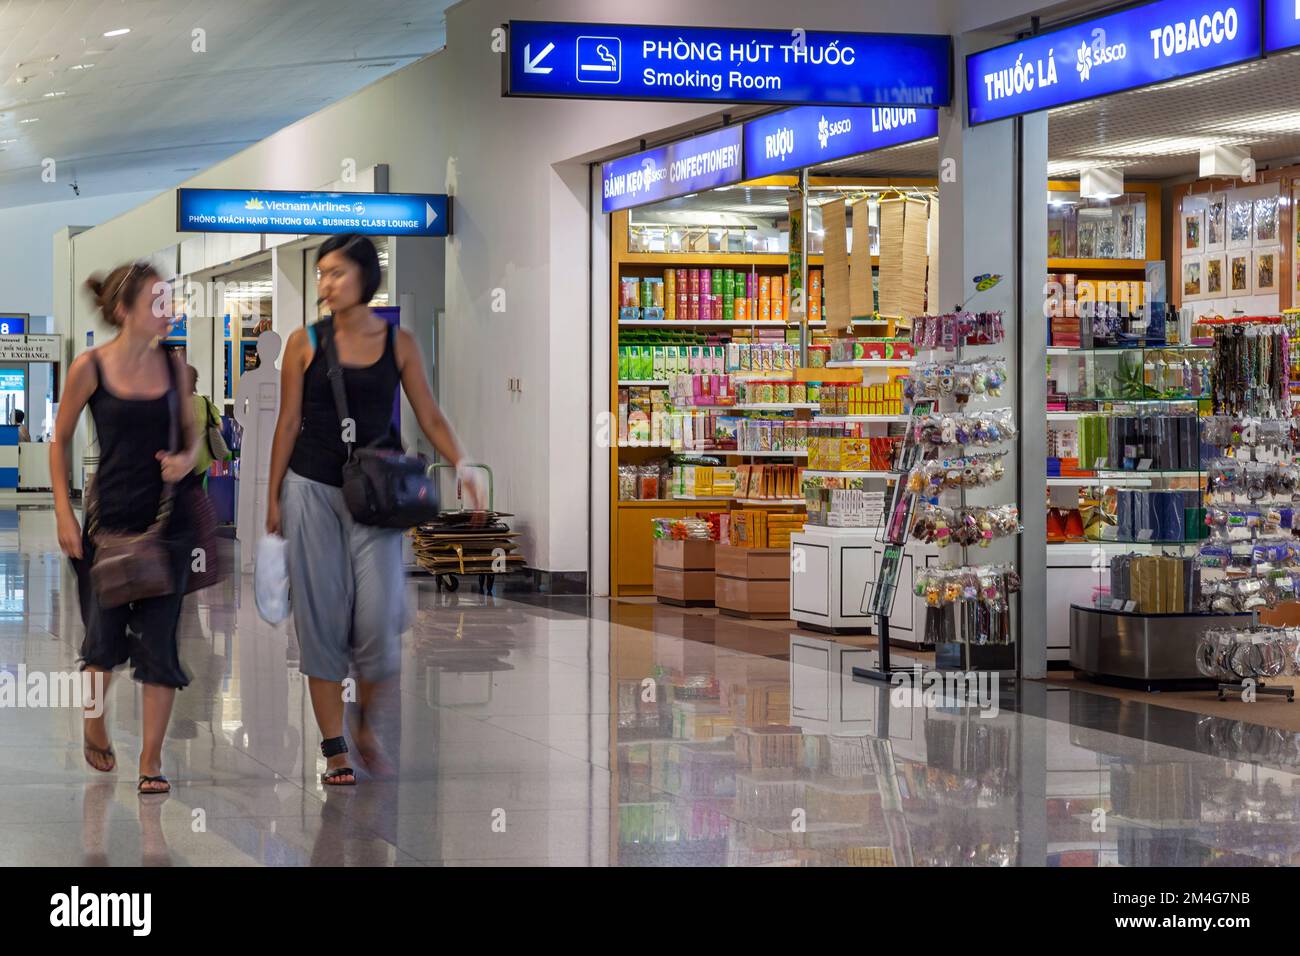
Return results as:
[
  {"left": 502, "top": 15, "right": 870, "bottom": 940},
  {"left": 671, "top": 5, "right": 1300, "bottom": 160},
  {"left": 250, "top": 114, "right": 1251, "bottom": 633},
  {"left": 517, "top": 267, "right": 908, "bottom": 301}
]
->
[{"left": 0, "top": 509, "right": 1297, "bottom": 864}]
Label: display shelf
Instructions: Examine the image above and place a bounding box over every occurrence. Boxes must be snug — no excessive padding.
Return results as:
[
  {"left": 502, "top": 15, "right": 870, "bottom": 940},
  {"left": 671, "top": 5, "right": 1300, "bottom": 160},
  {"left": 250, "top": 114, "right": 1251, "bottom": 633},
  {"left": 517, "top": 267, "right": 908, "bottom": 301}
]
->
[
  {"left": 1047, "top": 343, "right": 1212, "bottom": 355},
  {"left": 618, "top": 319, "right": 791, "bottom": 328},
  {"left": 730, "top": 402, "right": 820, "bottom": 411},
  {"left": 802, "top": 469, "right": 893, "bottom": 479},
  {"left": 618, "top": 498, "right": 727, "bottom": 508},
  {"left": 1046, "top": 476, "right": 1154, "bottom": 487},
  {"left": 1046, "top": 411, "right": 1081, "bottom": 422},
  {"left": 814, "top": 414, "right": 911, "bottom": 423},
  {"left": 618, "top": 379, "right": 669, "bottom": 386},
  {"left": 733, "top": 497, "right": 806, "bottom": 506},
  {"left": 826, "top": 359, "right": 916, "bottom": 368},
  {"left": 616, "top": 251, "right": 790, "bottom": 266},
  {"left": 1047, "top": 257, "right": 1149, "bottom": 271},
  {"left": 1047, "top": 539, "right": 1204, "bottom": 552},
  {"left": 617, "top": 440, "right": 675, "bottom": 448},
  {"left": 717, "top": 450, "right": 806, "bottom": 457}
]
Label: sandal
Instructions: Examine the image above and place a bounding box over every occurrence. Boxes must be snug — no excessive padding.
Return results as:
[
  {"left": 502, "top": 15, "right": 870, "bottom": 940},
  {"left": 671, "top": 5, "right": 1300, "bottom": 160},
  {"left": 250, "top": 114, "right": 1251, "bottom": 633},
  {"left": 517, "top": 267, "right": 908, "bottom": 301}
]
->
[
  {"left": 320, "top": 736, "right": 355, "bottom": 787},
  {"left": 137, "top": 775, "right": 170, "bottom": 795},
  {"left": 83, "top": 736, "right": 116, "bottom": 774}
]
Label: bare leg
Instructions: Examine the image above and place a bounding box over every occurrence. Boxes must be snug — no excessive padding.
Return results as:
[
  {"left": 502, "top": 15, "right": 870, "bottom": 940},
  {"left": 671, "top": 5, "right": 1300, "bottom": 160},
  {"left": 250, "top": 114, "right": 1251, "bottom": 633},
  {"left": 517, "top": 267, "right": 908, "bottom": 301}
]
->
[
  {"left": 83, "top": 666, "right": 115, "bottom": 772},
  {"left": 139, "top": 683, "right": 176, "bottom": 792},
  {"left": 307, "top": 677, "right": 354, "bottom": 783},
  {"left": 351, "top": 677, "right": 396, "bottom": 777}
]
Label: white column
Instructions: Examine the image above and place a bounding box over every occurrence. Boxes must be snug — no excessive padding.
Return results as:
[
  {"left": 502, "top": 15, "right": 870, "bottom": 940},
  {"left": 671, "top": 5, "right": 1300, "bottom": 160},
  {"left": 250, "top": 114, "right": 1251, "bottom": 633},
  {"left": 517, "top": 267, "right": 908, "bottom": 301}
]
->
[
  {"left": 388, "top": 236, "right": 442, "bottom": 459},
  {"left": 937, "top": 37, "right": 1048, "bottom": 679},
  {"left": 270, "top": 244, "right": 306, "bottom": 368}
]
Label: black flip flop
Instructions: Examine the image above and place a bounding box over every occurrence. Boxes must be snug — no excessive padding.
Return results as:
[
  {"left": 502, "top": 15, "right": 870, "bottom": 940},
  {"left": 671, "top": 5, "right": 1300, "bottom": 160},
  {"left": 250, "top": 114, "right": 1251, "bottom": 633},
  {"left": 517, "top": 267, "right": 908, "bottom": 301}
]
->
[
  {"left": 83, "top": 738, "right": 116, "bottom": 773},
  {"left": 137, "top": 775, "right": 170, "bottom": 795},
  {"left": 320, "top": 735, "right": 356, "bottom": 787},
  {"left": 321, "top": 767, "right": 356, "bottom": 787}
]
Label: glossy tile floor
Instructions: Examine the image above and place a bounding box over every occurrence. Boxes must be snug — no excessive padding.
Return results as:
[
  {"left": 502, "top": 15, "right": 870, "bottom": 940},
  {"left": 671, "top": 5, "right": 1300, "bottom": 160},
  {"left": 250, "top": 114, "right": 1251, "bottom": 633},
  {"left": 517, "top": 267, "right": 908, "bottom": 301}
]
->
[{"left": 3, "top": 507, "right": 1300, "bottom": 866}]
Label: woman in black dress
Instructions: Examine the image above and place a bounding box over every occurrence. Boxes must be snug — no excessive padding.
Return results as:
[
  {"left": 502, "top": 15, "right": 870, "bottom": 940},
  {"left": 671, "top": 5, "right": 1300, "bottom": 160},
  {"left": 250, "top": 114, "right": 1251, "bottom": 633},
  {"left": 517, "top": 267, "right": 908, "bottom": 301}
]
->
[{"left": 51, "top": 261, "right": 200, "bottom": 795}]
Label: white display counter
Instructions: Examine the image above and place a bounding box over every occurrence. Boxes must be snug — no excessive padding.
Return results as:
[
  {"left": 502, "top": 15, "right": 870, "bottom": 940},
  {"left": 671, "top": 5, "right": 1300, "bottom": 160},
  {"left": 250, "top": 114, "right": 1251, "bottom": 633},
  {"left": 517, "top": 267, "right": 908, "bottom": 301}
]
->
[
  {"left": 790, "top": 525, "right": 936, "bottom": 646},
  {"left": 18, "top": 442, "right": 50, "bottom": 490}
]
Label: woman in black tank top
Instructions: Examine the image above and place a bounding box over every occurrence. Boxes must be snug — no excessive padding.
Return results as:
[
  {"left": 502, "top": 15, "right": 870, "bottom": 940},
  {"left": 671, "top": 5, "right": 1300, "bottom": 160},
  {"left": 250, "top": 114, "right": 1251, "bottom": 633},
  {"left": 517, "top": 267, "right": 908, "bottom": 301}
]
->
[
  {"left": 267, "top": 234, "right": 482, "bottom": 786},
  {"left": 50, "top": 261, "right": 202, "bottom": 795}
]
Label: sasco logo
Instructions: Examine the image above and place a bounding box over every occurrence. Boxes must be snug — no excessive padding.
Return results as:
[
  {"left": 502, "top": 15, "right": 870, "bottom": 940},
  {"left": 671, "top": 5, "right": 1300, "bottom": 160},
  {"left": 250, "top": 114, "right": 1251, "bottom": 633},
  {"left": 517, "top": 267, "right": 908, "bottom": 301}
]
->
[
  {"left": 1077, "top": 27, "right": 1126, "bottom": 82},
  {"left": 634, "top": 157, "right": 667, "bottom": 195},
  {"left": 817, "top": 115, "right": 852, "bottom": 150}
]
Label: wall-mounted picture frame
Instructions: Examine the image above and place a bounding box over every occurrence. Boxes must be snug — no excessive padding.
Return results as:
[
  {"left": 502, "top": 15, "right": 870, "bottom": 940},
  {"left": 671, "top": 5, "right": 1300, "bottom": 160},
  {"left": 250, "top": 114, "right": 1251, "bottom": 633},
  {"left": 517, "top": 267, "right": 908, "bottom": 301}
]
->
[
  {"left": 1181, "top": 209, "right": 1204, "bottom": 254},
  {"left": 1254, "top": 247, "right": 1279, "bottom": 294},
  {"left": 1229, "top": 251, "right": 1251, "bottom": 294},
  {"left": 1228, "top": 197, "right": 1254, "bottom": 249},
  {"left": 1077, "top": 220, "right": 1097, "bottom": 259},
  {"left": 1118, "top": 208, "right": 1136, "bottom": 260},
  {"left": 1204, "top": 252, "right": 1226, "bottom": 297},
  {"left": 1205, "top": 196, "right": 1226, "bottom": 251},
  {"left": 1255, "top": 195, "right": 1280, "bottom": 245},
  {"left": 1097, "top": 219, "right": 1117, "bottom": 259},
  {"left": 1182, "top": 256, "right": 1203, "bottom": 300}
]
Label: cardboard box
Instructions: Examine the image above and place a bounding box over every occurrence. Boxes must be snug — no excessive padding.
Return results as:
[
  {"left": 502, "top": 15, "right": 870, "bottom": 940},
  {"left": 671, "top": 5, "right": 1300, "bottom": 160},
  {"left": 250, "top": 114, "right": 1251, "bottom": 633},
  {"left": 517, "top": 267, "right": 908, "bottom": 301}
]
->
[
  {"left": 715, "top": 575, "right": 790, "bottom": 617},
  {"left": 715, "top": 544, "right": 791, "bottom": 580},
  {"left": 653, "top": 538, "right": 716, "bottom": 571},
  {"left": 654, "top": 566, "right": 715, "bottom": 605}
]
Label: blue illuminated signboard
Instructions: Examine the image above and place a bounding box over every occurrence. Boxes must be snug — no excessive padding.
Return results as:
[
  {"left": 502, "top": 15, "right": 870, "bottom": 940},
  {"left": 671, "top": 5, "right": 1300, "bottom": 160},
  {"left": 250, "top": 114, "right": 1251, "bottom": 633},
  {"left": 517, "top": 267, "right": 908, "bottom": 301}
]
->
[
  {"left": 966, "top": 0, "right": 1261, "bottom": 124},
  {"left": 602, "top": 126, "right": 744, "bottom": 213},
  {"left": 0, "top": 315, "right": 26, "bottom": 336},
  {"left": 1264, "top": 0, "right": 1300, "bottom": 51},
  {"left": 743, "top": 106, "right": 939, "bottom": 180},
  {"left": 176, "top": 189, "right": 450, "bottom": 237},
  {"left": 507, "top": 20, "right": 951, "bottom": 107}
]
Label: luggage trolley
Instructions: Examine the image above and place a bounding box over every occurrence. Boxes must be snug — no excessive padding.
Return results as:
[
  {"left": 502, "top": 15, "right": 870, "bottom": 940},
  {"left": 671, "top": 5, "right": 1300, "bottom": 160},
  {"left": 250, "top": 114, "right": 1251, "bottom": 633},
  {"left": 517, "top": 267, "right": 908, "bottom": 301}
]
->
[{"left": 412, "top": 463, "right": 525, "bottom": 594}]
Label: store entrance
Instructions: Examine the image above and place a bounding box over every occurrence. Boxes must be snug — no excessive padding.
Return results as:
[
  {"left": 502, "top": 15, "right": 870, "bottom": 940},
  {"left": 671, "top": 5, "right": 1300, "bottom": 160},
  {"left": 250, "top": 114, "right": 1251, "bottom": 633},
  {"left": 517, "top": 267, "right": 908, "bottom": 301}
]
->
[
  {"left": 600, "top": 125, "right": 1014, "bottom": 659},
  {"left": 1038, "top": 47, "right": 1300, "bottom": 686}
]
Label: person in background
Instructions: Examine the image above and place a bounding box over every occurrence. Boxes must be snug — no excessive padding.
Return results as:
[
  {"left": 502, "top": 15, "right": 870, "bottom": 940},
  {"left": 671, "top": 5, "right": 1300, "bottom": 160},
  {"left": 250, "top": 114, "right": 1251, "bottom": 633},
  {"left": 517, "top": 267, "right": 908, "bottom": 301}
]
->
[
  {"left": 265, "top": 233, "right": 485, "bottom": 786},
  {"left": 13, "top": 409, "right": 29, "bottom": 443},
  {"left": 187, "top": 364, "right": 224, "bottom": 485},
  {"left": 50, "top": 261, "right": 200, "bottom": 796}
]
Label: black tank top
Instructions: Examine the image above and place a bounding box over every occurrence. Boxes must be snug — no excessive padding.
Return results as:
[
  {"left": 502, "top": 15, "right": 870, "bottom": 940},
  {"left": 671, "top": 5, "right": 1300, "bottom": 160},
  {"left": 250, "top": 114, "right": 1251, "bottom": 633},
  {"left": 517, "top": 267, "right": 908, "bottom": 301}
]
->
[
  {"left": 87, "top": 349, "right": 177, "bottom": 532},
  {"left": 288, "top": 318, "right": 402, "bottom": 487}
]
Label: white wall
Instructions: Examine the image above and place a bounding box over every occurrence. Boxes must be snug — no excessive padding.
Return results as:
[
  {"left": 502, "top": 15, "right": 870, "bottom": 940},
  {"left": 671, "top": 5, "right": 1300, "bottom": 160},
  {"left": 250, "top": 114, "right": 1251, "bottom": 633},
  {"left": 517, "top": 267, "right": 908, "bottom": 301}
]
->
[
  {"left": 0, "top": 190, "right": 159, "bottom": 316},
  {"left": 63, "top": 0, "right": 1043, "bottom": 574}
]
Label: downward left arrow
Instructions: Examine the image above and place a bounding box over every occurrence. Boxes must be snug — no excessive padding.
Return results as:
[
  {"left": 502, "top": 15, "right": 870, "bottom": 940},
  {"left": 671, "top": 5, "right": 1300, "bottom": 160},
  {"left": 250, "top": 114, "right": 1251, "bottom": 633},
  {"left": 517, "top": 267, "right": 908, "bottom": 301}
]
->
[{"left": 524, "top": 42, "right": 554, "bottom": 74}]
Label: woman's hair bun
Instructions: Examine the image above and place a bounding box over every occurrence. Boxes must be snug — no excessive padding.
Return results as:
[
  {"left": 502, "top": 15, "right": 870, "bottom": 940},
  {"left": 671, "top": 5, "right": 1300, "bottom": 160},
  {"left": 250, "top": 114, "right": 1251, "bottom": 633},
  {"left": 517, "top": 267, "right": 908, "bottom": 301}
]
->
[{"left": 84, "top": 275, "right": 106, "bottom": 302}]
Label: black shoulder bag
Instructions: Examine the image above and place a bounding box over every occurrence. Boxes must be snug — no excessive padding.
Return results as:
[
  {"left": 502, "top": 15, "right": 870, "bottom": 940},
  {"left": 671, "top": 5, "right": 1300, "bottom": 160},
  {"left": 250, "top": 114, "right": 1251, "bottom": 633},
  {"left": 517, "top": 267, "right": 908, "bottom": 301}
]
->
[{"left": 320, "top": 321, "right": 441, "bottom": 528}]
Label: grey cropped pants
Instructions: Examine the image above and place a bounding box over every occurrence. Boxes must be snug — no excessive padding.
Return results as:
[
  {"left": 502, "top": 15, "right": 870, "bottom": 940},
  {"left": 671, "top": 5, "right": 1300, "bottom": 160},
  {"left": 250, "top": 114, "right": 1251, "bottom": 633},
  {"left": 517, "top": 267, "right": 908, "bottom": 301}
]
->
[{"left": 281, "top": 469, "right": 408, "bottom": 682}]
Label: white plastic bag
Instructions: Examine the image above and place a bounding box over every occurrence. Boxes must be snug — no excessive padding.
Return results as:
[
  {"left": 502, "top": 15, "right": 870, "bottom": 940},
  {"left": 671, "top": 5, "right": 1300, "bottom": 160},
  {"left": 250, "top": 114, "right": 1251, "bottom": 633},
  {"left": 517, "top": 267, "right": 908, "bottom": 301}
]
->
[{"left": 255, "top": 533, "right": 291, "bottom": 624}]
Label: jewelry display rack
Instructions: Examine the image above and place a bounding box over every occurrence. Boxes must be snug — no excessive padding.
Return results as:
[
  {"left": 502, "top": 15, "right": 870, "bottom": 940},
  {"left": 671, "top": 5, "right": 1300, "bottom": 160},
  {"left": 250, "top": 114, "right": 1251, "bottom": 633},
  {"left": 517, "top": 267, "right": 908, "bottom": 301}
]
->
[{"left": 854, "top": 308, "right": 1019, "bottom": 681}]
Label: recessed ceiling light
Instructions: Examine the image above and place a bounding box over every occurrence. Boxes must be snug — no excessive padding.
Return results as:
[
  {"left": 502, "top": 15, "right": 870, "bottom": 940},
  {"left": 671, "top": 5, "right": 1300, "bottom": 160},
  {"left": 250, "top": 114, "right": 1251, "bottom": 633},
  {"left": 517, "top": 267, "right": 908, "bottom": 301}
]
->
[
  {"left": 16, "top": 55, "right": 58, "bottom": 69},
  {"left": 0, "top": 139, "right": 16, "bottom": 145},
  {"left": 103, "top": 28, "right": 130, "bottom": 38},
  {"left": 360, "top": 61, "right": 397, "bottom": 69},
  {"left": 42, "top": 91, "right": 66, "bottom": 98},
  {"left": 69, "top": 63, "right": 94, "bottom": 71},
  {"left": 19, "top": 118, "right": 38, "bottom": 124}
]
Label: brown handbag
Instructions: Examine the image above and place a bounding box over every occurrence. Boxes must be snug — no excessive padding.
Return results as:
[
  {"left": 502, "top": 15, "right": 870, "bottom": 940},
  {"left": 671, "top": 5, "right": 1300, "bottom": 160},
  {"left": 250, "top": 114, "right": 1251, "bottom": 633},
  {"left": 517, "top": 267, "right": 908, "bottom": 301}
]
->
[
  {"left": 88, "top": 498, "right": 176, "bottom": 608},
  {"left": 88, "top": 356, "right": 180, "bottom": 609}
]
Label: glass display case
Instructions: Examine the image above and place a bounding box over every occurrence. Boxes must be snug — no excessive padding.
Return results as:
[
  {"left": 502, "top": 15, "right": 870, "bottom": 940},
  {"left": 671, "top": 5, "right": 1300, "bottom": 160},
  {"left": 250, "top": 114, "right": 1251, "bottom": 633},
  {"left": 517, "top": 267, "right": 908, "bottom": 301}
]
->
[{"left": 1047, "top": 189, "right": 1148, "bottom": 260}]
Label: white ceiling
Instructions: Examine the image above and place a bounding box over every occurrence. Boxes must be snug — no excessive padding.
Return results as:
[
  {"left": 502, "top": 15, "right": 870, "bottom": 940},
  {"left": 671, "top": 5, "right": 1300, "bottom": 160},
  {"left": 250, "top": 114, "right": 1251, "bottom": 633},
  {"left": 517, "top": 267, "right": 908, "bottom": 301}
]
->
[
  {"left": 1047, "top": 50, "right": 1300, "bottom": 179},
  {"left": 0, "top": 0, "right": 449, "bottom": 208}
]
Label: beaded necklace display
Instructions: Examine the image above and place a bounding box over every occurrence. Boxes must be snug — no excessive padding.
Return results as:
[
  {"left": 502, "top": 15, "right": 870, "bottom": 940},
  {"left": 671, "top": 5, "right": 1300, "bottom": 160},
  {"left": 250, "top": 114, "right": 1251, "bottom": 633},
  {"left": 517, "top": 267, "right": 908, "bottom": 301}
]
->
[{"left": 1211, "top": 322, "right": 1290, "bottom": 417}]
